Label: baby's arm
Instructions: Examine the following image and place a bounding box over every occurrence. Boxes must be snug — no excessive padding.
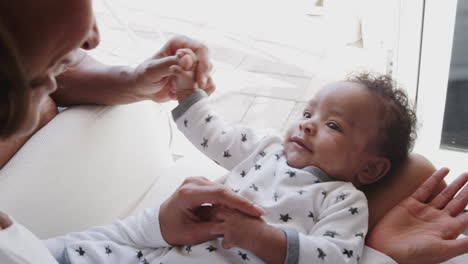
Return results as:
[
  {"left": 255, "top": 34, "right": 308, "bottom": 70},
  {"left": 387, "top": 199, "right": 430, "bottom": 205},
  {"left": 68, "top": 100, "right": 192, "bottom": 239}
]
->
[
  {"left": 171, "top": 61, "right": 271, "bottom": 171},
  {"left": 44, "top": 208, "right": 169, "bottom": 259}
]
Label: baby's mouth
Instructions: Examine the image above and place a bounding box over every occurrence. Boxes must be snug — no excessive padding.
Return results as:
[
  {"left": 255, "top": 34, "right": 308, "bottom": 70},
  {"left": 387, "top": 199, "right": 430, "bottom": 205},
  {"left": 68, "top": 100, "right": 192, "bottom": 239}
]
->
[{"left": 290, "top": 136, "right": 313, "bottom": 152}]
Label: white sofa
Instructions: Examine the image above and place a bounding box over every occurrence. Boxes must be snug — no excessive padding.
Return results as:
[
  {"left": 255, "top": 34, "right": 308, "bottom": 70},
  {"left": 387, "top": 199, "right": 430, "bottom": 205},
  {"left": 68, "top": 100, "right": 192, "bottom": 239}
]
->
[
  {"left": 0, "top": 101, "right": 226, "bottom": 239},
  {"left": 0, "top": 102, "right": 466, "bottom": 263}
]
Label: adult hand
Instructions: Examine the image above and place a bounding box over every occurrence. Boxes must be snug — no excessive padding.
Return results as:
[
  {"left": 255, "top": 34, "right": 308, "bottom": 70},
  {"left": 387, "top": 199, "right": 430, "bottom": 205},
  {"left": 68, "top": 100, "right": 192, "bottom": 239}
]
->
[
  {"left": 366, "top": 168, "right": 468, "bottom": 264},
  {"left": 132, "top": 35, "right": 215, "bottom": 103},
  {"left": 159, "top": 176, "right": 265, "bottom": 246}
]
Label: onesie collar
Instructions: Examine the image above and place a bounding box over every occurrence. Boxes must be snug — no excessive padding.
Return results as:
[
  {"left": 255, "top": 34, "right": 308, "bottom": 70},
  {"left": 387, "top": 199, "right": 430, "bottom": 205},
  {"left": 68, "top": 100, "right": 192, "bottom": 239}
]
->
[{"left": 301, "top": 166, "right": 332, "bottom": 182}]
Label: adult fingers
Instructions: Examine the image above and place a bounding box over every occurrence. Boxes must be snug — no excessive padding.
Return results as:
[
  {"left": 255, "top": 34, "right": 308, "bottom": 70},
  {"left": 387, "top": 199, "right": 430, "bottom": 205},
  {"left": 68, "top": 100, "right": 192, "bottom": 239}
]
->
[
  {"left": 412, "top": 167, "right": 450, "bottom": 203},
  {"left": 195, "top": 59, "right": 212, "bottom": 89},
  {"left": 191, "top": 45, "right": 211, "bottom": 89},
  {"left": 177, "top": 183, "right": 265, "bottom": 217},
  {"left": 457, "top": 211, "right": 468, "bottom": 232},
  {"left": 210, "top": 206, "right": 234, "bottom": 221},
  {"left": 181, "top": 176, "right": 216, "bottom": 187},
  {"left": 431, "top": 172, "right": 468, "bottom": 209},
  {"left": 144, "top": 55, "right": 180, "bottom": 79},
  {"left": 441, "top": 237, "right": 468, "bottom": 262},
  {"left": 444, "top": 175, "right": 468, "bottom": 216},
  {"left": 203, "top": 76, "right": 216, "bottom": 96}
]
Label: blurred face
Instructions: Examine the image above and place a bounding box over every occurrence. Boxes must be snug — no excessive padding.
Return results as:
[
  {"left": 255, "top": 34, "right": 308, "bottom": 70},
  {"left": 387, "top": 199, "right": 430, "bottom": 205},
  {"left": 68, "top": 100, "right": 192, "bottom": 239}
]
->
[
  {"left": 283, "top": 82, "right": 382, "bottom": 183},
  {"left": 4, "top": 0, "right": 100, "bottom": 136}
]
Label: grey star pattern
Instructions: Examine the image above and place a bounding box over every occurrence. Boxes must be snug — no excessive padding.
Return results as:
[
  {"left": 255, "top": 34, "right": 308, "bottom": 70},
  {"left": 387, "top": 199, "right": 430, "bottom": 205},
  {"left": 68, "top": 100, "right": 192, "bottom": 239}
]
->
[
  {"left": 241, "top": 133, "right": 247, "bottom": 142},
  {"left": 223, "top": 150, "right": 232, "bottom": 158},
  {"left": 201, "top": 138, "right": 208, "bottom": 149},
  {"left": 308, "top": 211, "right": 314, "bottom": 219},
  {"left": 250, "top": 184, "right": 259, "bottom": 191},
  {"left": 105, "top": 245, "right": 112, "bottom": 255},
  {"left": 280, "top": 213, "right": 292, "bottom": 222},
  {"left": 254, "top": 164, "right": 261, "bottom": 170},
  {"left": 335, "top": 192, "right": 349, "bottom": 203},
  {"left": 349, "top": 207, "right": 359, "bottom": 215},
  {"left": 137, "top": 250, "right": 143, "bottom": 259},
  {"left": 238, "top": 251, "right": 250, "bottom": 261},
  {"left": 240, "top": 170, "right": 246, "bottom": 177},
  {"left": 317, "top": 248, "right": 327, "bottom": 260},
  {"left": 185, "top": 246, "right": 192, "bottom": 253},
  {"left": 286, "top": 170, "right": 296, "bottom": 177},
  {"left": 75, "top": 247, "right": 85, "bottom": 256},
  {"left": 343, "top": 249, "right": 353, "bottom": 258},
  {"left": 274, "top": 192, "right": 280, "bottom": 202},
  {"left": 205, "top": 115, "right": 213, "bottom": 123},
  {"left": 206, "top": 245, "right": 217, "bottom": 252},
  {"left": 323, "top": 230, "right": 339, "bottom": 238}
]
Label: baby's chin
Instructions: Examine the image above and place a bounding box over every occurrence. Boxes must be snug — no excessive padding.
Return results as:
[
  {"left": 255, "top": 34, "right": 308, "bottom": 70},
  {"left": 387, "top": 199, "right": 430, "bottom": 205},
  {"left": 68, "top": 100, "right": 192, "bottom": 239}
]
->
[{"left": 284, "top": 151, "right": 315, "bottom": 169}]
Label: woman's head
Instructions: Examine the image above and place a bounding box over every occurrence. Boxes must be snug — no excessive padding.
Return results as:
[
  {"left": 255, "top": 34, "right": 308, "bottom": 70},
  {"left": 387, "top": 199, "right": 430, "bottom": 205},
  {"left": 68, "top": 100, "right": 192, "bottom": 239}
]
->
[{"left": 0, "top": 0, "right": 100, "bottom": 138}]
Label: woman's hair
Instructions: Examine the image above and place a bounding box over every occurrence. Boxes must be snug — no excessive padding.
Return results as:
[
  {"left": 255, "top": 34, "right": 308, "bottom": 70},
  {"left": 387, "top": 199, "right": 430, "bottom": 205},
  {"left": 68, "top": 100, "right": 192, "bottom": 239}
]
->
[
  {"left": 347, "top": 72, "right": 417, "bottom": 172},
  {"left": 0, "top": 18, "right": 30, "bottom": 138}
]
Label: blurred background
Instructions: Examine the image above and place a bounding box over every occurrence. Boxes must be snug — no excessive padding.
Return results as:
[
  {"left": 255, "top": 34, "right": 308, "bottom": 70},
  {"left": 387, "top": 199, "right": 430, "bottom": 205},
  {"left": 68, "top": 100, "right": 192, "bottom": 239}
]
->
[{"left": 91, "top": 0, "right": 467, "bottom": 184}]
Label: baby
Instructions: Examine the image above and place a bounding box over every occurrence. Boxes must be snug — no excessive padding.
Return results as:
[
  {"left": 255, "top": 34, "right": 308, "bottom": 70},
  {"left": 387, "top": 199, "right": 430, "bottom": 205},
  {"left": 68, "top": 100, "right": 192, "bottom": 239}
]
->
[{"left": 45, "top": 50, "right": 416, "bottom": 264}]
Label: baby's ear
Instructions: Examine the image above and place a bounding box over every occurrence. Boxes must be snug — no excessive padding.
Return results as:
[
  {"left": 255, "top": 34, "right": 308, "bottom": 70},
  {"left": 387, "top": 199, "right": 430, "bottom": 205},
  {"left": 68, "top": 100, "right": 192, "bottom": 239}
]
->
[{"left": 358, "top": 157, "right": 391, "bottom": 185}]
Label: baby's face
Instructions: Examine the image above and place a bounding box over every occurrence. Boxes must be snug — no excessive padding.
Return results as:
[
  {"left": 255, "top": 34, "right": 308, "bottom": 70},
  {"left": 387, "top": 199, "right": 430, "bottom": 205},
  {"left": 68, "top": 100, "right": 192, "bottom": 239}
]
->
[{"left": 283, "top": 81, "right": 382, "bottom": 183}]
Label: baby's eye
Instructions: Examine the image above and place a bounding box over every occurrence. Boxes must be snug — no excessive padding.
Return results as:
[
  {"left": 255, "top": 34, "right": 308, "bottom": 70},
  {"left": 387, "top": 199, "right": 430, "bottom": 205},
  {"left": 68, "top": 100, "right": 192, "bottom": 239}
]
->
[
  {"left": 303, "top": 112, "right": 312, "bottom": 118},
  {"left": 326, "top": 121, "right": 341, "bottom": 131}
]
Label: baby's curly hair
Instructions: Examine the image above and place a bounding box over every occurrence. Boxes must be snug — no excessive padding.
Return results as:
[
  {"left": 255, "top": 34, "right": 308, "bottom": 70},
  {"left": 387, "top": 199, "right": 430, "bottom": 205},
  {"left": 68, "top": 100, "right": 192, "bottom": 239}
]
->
[{"left": 347, "top": 72, "right": 417, "bottom": 171}]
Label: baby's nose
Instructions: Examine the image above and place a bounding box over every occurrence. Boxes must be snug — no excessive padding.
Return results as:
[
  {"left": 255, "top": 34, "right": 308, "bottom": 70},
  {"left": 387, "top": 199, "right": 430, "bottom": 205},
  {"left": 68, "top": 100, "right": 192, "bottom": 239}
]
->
[{"left": 300, "top": 120, "right": 317, "bottom": 135}]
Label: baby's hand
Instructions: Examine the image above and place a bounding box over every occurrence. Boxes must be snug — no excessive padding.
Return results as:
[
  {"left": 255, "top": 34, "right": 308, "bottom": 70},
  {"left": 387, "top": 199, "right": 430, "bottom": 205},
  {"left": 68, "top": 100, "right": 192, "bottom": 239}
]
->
[
  {"left": 208, "top": 206, "right": 267, "bottom": 250},
  {"left": 195, "top": 205, "right": 287, "bottom": 263},
  {"left": 170, "top": 48, "right": 199, "bottom": 101}
]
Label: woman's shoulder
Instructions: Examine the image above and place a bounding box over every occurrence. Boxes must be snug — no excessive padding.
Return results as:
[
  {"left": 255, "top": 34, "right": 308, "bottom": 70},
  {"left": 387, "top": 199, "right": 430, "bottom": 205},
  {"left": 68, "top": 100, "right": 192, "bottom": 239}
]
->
[{"left": 0, "top": 211, "right": 58, "bottom": 264}]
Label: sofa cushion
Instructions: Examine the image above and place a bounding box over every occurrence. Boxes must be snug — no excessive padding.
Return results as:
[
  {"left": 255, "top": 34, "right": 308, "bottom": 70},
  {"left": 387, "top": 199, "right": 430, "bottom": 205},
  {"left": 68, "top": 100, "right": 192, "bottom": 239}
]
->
[{"left": 0, "top": 101, "right": 173, "bottom": 239}]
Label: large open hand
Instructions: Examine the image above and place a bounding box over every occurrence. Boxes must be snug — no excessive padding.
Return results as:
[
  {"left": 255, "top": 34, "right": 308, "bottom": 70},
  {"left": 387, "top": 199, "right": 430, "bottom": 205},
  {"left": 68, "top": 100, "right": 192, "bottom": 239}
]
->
[{"left": 366, "top": 168, "right": 468, "bottom": 264}]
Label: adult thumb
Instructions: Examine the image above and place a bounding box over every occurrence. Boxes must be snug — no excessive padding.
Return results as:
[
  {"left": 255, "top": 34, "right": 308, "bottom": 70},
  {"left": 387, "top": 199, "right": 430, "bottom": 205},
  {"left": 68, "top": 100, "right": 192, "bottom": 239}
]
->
[{"left": 144, "top": 55, "right": 180, "bottom": 79}]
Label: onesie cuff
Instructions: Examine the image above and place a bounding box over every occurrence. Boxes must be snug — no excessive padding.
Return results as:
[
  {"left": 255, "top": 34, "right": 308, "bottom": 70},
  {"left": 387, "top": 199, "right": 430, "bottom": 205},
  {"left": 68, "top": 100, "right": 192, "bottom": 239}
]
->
[
  {"left": 172, "top": 89, "right": 208, "bottom": 121},
  {"left": 150, "top": 206, "right": 171, "bottom": 247},
  {"left": 281, "top": 227, "right": 300, "bottom": 264}
]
